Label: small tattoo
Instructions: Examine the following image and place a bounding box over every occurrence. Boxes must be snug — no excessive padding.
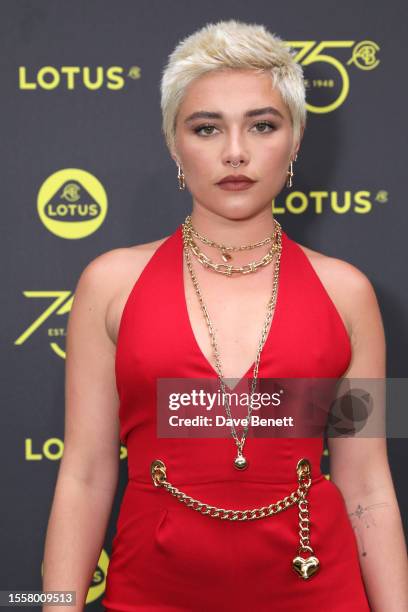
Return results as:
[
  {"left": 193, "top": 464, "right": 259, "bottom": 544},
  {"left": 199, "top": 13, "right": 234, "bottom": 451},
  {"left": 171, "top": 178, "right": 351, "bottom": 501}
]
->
[{"left": 348, "top": 502, "right": 389, "bottom": 557}]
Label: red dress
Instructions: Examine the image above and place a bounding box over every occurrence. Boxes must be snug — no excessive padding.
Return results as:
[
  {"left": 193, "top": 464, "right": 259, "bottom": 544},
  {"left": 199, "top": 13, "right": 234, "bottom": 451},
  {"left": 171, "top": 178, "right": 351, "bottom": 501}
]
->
[{"left": 102, "top": 224, "right": 370, "bottom": 611}]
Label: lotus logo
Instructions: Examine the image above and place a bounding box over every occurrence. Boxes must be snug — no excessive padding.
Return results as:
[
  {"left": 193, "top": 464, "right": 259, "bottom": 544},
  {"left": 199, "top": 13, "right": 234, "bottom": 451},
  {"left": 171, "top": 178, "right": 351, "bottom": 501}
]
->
[{"left": 37, "top": 169, "right": 108, "bottom": 239}]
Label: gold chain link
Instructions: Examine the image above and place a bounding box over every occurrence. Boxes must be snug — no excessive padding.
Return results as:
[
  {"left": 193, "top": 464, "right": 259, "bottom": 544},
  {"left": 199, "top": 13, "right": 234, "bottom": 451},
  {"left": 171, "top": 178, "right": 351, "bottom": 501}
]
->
[
  {"left": 185, "top": 214, "right": 276, "bottom": 252},
  {"left": 182, "top": 215, "right": 282, "bottom": 276},
  {"left": 151, "top": 458, "right": 311, "bottom": 521}
]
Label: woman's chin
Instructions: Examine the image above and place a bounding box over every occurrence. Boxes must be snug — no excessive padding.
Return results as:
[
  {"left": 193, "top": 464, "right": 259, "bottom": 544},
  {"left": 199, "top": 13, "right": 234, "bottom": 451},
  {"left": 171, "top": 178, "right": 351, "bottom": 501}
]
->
[{"left": 208, "top": 203, "right": 271, "bottom": 222}]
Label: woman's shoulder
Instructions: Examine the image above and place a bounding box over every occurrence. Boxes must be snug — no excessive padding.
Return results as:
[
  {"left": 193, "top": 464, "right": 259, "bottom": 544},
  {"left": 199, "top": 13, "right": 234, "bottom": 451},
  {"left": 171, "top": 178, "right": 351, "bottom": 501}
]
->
[
  {"left": 294, "top": 239, "right": 375, "bottom": 294},
  {"left": 293, "top": 238, "right": 380, "bottom": 339},
  {"left": 83, "top": 234, "right": 171, "bottom": 280},
  {"left": 74, "top": 234, "right": 171, "bottom": 345}
]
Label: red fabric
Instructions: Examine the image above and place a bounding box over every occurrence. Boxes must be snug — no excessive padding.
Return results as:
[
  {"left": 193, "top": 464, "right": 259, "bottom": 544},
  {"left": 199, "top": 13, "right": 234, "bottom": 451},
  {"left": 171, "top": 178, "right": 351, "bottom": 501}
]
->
[{"left": 102, "top": 225, "right": 370, "bottom": 611}]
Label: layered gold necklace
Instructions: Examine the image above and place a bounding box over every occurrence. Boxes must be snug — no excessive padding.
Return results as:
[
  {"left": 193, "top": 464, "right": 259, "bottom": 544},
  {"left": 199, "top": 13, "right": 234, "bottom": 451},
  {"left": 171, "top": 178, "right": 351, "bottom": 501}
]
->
[
  {"left": 181, "top": 215, "right": 282, "bottom": 470},
  {"left": 182, "top": 214, "right": 281, "bottom": 276}
]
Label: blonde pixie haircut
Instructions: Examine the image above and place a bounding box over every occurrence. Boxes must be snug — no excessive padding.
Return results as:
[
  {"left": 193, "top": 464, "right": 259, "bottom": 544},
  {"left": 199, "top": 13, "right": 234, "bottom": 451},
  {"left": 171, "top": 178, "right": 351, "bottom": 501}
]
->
[{"left": 160, "top": 19, "right": 307, "bottom": 152}]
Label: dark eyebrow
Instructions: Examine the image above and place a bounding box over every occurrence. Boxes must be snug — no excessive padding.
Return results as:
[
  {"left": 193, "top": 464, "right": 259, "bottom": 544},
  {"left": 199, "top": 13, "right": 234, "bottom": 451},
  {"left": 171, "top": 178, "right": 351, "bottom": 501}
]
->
[{"left": 184, "top": 106, "right": 285, "bottom": 123}]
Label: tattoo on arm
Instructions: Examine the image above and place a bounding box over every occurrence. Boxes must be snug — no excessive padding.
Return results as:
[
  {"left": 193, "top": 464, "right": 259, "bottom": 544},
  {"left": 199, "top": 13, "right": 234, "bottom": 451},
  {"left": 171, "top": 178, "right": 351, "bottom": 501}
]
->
[{"left": 348, "top": 502, "right": 390, "bottom": 557}]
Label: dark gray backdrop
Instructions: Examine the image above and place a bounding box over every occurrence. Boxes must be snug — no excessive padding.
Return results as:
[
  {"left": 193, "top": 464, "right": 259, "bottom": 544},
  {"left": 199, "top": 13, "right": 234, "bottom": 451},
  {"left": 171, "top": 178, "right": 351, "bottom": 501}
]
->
[{"left": 1, "top": 1, "right": 406, "bottom": 609}]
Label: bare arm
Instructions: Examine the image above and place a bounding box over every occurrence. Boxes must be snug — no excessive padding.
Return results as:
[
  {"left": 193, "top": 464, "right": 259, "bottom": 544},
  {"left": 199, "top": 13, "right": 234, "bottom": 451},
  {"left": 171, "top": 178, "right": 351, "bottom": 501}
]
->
[
  {"left": 328, "top": 265, "right": 408, "bottom": 611},
  {"left": 42, "top": 253, "right": 123, "bottom": 611}
]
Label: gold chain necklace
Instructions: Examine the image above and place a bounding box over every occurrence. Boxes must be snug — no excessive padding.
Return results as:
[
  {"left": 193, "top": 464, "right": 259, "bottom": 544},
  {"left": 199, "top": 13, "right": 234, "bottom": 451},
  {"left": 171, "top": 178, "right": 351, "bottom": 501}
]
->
[
  {"left": 185, "top": 214, "right": 275, "bottom": 262},
  {"left": 181, "top": 217, "right": 282, "bottom": 470},
  {"left": 183, "top": 215, "right": 281, "bottom": 275}
]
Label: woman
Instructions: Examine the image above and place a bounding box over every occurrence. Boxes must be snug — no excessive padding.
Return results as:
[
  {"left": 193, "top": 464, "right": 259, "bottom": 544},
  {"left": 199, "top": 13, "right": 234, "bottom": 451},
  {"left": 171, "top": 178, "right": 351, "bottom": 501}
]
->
[{"left": 42, "top": 20, "right": 408, "bottom": 611}]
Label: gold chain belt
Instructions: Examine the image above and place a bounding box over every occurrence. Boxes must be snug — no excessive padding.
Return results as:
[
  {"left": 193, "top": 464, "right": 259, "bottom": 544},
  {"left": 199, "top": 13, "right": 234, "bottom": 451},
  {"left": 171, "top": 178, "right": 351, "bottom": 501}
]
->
[{"left": 150, "top": 457, "right": 320, "bottom": 580}]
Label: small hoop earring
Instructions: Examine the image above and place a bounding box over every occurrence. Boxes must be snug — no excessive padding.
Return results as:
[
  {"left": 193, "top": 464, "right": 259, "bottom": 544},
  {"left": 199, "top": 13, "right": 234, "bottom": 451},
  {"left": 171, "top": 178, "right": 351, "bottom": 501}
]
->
[
  {"left": 177, "top": 164, "right": 185, "bottom": 190},
  {"left": 286, "top": 160, "right": 294, "bottom": 188}
]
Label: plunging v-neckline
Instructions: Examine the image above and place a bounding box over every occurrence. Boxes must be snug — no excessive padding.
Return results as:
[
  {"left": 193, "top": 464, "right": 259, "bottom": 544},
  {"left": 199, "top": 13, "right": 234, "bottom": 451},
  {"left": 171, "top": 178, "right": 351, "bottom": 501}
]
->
[{"left": 178, "top": 226, "right": 285, "bottom": 390}]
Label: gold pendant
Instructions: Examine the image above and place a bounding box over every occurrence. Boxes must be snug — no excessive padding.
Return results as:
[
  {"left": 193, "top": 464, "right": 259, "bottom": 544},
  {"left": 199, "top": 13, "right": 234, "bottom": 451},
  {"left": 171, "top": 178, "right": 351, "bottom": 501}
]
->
[
  {"left": 221, "top": 249, "right": 232, "bottom": 262},
  {"left": 234, "top": 453, "right": 248, "bottom": 470},
  {"left": 292, "top": 555, "right": 320, "bottom": 580}
]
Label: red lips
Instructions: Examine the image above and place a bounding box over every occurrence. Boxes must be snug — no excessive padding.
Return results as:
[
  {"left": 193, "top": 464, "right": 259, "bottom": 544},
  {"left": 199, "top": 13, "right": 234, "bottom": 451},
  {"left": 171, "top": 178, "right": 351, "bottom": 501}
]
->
[{"left": 217, "top": 174, "right": 255, "bottom": 184}]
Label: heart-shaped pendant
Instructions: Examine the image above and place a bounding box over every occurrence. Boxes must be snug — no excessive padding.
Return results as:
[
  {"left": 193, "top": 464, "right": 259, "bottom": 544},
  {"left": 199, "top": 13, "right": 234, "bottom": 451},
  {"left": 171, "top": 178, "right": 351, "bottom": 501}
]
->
[{"left": 292, "top": 555, "right": 320, "bottom": 580}]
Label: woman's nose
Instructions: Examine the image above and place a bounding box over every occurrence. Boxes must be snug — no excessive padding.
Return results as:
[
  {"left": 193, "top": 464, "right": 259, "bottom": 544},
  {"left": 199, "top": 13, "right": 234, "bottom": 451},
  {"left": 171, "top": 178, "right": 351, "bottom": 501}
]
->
[{"left": 221, "top": 131, "right": 250, "bottom": 167}]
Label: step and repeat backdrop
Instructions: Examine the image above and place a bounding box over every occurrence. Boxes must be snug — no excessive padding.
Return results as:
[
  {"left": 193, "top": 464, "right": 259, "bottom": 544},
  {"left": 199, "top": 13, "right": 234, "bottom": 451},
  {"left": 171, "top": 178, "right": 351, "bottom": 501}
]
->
[{"left": 1, "top": 1, "right": 406, "bottom": 609}]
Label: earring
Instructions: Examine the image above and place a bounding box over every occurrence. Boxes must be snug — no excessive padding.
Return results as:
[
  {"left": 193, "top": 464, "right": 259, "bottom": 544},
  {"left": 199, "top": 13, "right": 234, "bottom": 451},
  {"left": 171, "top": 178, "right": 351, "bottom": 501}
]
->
[
  {"left": 177, "top": 164, "right": 185, "bottom": 190},
  {"left": 286, "top": 159, "right": 295, "bottom": 188}
]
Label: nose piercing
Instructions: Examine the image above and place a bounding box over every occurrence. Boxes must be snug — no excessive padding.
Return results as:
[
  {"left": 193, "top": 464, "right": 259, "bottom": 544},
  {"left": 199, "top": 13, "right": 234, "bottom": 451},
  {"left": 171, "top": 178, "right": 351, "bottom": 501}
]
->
[{"left": 230, "top": 161, "right": 241, "bottom": 168}]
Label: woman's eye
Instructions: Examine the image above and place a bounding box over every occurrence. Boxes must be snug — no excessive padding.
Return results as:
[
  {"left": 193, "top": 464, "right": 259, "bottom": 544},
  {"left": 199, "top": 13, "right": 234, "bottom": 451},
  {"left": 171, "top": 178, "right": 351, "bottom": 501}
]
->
[
  {"left": 253, "top": 121, "right": 275, "bottom": 133},
  {"left": 194, "top": 124, "right": 217, "bottom": 136}
]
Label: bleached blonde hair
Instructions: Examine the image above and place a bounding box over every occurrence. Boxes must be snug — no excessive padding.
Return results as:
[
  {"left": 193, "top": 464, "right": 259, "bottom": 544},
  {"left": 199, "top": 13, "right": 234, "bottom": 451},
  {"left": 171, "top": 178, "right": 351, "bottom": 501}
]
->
[{"left": 160, "top": 19, "right": 307, "bottom": 153}]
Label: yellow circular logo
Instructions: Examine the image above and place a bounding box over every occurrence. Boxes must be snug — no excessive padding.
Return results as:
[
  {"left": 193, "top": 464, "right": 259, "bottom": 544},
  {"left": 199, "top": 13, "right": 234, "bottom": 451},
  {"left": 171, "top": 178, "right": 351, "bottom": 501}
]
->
[
  {"left": 348, "top": 40, "right": 380, "bottom": 70},
  {"left": 37, "top": 168, "right": 108, "bottom": 239}
]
